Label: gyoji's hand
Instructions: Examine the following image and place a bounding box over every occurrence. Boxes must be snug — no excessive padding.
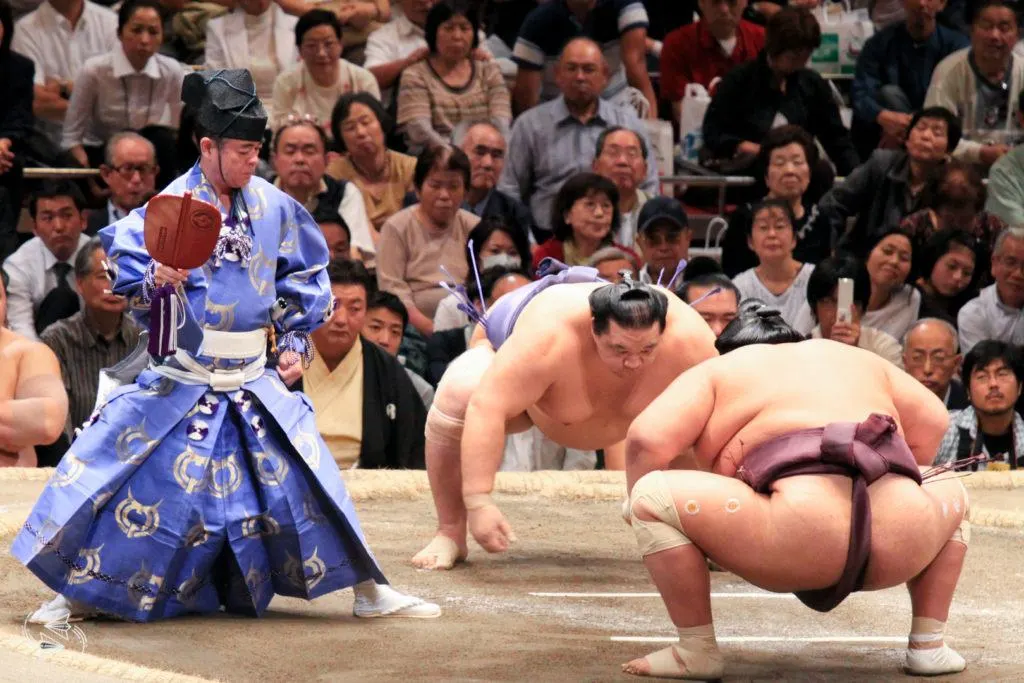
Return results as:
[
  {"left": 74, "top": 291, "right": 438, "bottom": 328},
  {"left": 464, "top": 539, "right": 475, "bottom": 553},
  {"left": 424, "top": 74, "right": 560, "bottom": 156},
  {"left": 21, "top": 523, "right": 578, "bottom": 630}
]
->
[
  {"left": 277, "top": 350, "right": 303, "bottom": 386},
  {"left": 154, "top": 263, "right": 190, "bottom": 287},
  {"left": 466, "top": 500, "right": 517, "bottom": 553}
]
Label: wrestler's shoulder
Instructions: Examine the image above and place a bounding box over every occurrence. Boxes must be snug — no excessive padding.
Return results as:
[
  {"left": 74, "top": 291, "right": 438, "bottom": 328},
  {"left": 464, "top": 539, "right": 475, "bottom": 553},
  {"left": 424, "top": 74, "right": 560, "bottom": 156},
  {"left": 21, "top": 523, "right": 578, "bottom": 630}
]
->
[{"left": 0, "top": 332, "right": 57, "bottom": 365}]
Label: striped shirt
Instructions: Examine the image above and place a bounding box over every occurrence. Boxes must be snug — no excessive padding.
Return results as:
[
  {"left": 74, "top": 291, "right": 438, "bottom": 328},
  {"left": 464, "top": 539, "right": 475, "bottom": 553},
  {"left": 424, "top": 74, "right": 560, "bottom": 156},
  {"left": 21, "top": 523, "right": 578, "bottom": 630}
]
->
[
  {"left": 40, "top": 311, "right": 142, "bottom": 436},
  {"left": 396, "top": 58, "right": 511, "bottom": 149},
  {"left": 512, "top": 0, "right": 649, "bottom": 101}
]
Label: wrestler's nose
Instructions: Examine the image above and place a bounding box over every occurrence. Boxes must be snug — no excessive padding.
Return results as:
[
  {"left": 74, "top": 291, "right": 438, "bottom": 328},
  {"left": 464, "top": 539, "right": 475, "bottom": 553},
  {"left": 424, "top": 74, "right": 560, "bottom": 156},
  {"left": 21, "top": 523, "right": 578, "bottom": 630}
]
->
[{"left": 623, "top": 356, "right": 642, "bottom": 370}]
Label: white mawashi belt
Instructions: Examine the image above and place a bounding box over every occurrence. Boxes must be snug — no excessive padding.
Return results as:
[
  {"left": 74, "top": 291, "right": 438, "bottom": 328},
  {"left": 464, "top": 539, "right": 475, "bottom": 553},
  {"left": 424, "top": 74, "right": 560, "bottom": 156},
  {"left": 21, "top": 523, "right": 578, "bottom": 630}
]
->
[{"left": 151, "top": 329, "right": 269, "bottom": 392}]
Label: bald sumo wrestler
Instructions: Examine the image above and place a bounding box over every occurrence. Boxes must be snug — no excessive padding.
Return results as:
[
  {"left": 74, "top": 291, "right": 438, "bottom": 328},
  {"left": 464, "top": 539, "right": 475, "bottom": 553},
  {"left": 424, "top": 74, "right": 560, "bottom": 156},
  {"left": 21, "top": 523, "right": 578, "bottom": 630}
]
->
[
  {"left": 412, "top": 263, "right": 719, "bottom": 569},
  {"left": 621, "top": 303, "right": 971, "bottom": 680}
]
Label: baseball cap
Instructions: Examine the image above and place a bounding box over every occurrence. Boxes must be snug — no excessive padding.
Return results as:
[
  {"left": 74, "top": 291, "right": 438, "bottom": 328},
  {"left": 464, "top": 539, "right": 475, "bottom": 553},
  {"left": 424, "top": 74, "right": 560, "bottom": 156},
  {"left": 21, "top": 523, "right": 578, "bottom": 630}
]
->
[{"left": 638, "top": 196, "right": 689, "bottom": 234}]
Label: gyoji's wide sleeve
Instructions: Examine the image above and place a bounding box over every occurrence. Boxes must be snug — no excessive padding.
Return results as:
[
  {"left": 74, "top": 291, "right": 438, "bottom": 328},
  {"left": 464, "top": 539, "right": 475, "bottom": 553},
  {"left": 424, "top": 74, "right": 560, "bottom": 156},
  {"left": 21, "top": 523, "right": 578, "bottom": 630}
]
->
[
  {"left": 98, "top": 207, "right": 209, "bottom": 349},
  {"left": 271, "top": 196, "right": 334, "bottom": 359}
]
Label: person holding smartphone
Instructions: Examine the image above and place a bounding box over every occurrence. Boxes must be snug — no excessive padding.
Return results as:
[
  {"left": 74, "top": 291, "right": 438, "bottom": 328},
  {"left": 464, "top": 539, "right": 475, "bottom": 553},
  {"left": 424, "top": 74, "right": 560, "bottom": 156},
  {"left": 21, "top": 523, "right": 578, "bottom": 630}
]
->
[{"left": 806, "top": 256, "right": 904, "bottom": 367}]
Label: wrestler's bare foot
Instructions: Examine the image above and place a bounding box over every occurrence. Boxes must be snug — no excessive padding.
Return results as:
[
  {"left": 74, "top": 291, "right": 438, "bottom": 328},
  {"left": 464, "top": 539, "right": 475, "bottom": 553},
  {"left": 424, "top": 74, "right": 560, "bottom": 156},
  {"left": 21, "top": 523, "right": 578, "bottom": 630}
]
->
[{"left": 411, "top": 530, "right": 468, "bottom": 570}]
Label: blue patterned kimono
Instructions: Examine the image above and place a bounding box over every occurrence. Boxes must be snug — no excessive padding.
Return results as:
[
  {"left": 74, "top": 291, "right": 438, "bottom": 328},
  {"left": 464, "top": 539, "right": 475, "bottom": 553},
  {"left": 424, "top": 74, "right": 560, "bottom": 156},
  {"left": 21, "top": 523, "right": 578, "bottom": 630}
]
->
[{"left": 12, "top": 164, "right": 386, "bottom": 622}]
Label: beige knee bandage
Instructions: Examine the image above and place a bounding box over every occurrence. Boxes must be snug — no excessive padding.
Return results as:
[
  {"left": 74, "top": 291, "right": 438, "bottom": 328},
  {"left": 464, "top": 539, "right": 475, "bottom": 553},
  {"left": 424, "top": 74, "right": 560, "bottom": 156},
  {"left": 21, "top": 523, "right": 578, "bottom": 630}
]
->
[
  {"left": 425, "top": 405, "right": 465, "bottom": 449},
  {"left": 951, "top": 481, "right": 970, "bottom": 546},
  {"left": 630, "top": 471, "right": 692, "bottom": 557},
  {"left": 951, "top": 519, "right": 970, "bottom": 546}
]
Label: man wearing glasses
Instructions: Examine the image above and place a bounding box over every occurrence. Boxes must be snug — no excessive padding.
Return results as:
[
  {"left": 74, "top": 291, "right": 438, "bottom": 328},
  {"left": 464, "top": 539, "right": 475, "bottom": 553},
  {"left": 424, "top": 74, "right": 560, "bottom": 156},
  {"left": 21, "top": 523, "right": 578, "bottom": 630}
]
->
[
  {"left": 270, "top": 9, "right": 379, "bottom": 134},
  {"left": 456, "top": 121, "right": 537, "bottom": 242},
  {"left": 591, "top": 126, "right": 650, "bottom": 249},
  {"left": 902, "top": 318, "right": 968, "bottom": 410},
  {"left": 87, "top": 132, "right": 158, "bottom": 235},
  {"left": 958, "top": 226, "right": 1024, "bottom": 353}
]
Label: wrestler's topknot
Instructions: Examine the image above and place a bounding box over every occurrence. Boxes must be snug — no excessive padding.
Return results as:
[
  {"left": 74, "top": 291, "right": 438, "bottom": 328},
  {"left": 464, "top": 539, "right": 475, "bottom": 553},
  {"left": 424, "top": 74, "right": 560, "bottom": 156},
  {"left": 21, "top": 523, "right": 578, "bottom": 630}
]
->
[
  {"left": 589, "top": 279, "right": 669, "bottom": 335},
  {"left": 716, "top": 299, "right": 804, "bottom": 354}
]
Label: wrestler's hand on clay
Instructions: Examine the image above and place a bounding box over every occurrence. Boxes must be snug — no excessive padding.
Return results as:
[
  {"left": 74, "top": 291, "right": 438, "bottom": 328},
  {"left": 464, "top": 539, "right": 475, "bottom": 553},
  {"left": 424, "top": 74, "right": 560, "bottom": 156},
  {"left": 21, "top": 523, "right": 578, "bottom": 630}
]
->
[
  {"left": 154, "top": 263, "right": 190, "bottom": 287},
  {"left": 467, "top": 502, "right": 517, "bottom": 553},
  {"left": 277, "top": 351, "right": 303, "bottom": 387}
]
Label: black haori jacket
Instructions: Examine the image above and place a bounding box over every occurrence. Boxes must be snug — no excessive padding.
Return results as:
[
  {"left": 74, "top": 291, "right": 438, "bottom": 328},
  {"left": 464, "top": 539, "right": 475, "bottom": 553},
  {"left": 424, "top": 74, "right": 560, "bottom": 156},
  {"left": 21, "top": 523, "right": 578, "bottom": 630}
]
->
[{"left": 294, "top": 339, "right": 426, "bottom": 469}]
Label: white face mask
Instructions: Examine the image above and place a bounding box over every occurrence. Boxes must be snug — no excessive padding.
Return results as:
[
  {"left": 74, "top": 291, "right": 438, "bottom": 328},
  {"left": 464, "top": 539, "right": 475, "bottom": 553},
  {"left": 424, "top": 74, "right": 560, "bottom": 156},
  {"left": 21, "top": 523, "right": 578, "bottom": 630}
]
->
[{"left": 480, "top": 253, "right": 521, "bottom": 270}]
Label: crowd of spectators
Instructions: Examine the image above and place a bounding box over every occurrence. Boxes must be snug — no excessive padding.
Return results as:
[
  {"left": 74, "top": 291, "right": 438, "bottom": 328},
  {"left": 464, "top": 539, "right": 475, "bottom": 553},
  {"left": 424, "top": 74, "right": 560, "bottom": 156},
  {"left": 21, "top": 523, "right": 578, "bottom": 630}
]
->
[{"left": 2, "top": 0, "right": 1023, "bottom": 472}]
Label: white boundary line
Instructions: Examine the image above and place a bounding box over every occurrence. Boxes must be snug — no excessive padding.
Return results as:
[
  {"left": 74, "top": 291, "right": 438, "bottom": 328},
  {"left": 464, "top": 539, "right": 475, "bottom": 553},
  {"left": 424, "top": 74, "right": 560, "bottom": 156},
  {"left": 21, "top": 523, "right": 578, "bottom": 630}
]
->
[
  {"left": 529, "top": 592, "right": 796, "bottom": 599},
  {"left": 612, "top": 636, "right": 907, "bottom": 644}
]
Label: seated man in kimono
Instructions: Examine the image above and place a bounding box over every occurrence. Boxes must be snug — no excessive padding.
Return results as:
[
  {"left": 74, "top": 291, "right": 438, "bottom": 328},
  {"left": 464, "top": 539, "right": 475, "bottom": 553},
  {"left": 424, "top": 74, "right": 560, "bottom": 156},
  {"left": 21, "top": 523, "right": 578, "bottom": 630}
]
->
[
  {"left": 303, "top": 259, "right": 426, "bottom": 469},
  {"left": 619, "top": 303, "right": 969, "bottom": 679},
  {"left": 413, "top": 262, "right": 719, "bottom": 570},
  {"left": 15, "top": 69, "right": 438, "bottom": 624}
]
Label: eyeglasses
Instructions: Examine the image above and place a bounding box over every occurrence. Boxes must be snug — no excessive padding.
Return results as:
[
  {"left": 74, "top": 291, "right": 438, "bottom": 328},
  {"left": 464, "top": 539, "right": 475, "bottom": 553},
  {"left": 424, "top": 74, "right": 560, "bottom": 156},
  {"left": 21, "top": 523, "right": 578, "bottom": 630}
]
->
[
  {"left": 300, "top": 39, "right": 340, "bottom": 55},
  {"left": 601, "top": 145, "right": 643, "bottom": 161},
  {"left": 106, "top": 163, "right": 157, "bottom": 178},
  {"left": 906, "top": 351, "right": 953, "bottom": 367}
]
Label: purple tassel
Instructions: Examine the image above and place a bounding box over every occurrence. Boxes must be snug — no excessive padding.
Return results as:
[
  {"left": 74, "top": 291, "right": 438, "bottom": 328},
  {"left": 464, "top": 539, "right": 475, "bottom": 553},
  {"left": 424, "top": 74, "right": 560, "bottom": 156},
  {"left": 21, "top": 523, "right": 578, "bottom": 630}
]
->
[
  {"left": 665, "top": 259, "right": 688, "bottom": 291},
  {"left": 148, "top": 284, "right": 178, "bottom": 357},
  {"left": 688, "top": 285, "right": 721, "bottom": 307},
  {"left": 213, "top": 227, "right": 253, "bottom": 266}
]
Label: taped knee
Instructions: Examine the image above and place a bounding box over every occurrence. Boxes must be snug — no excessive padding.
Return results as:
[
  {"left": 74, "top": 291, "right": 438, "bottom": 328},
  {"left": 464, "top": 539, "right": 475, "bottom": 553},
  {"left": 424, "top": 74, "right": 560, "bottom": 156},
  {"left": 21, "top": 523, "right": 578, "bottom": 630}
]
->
[
  {"left": 630, "top": 471, "right": 692, "bottom": 557},
  {"left": 951, "top": 481, "right": 970, "bottom": 546},
  {"left": 951, "top": 519, "right": 970, "bottom": 546},
  {"left": 425, "top": 405, "right": 464, "bottom": 449}
]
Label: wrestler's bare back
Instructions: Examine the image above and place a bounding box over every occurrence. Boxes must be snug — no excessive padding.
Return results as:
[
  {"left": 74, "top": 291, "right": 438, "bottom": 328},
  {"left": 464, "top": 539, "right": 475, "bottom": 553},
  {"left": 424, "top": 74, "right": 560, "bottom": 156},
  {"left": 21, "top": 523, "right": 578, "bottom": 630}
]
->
[
  {"left": 474, "top": 282, "right": 718, "bottom": 451},
  {"left": 633, "top": 339, "right": 950, "bottom": 478}
]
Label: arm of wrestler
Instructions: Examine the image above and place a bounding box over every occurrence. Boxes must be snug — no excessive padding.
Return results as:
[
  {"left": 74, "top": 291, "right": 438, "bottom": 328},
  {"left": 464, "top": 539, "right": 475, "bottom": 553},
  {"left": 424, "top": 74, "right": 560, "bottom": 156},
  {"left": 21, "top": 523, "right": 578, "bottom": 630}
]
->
[
  {"left": 625, "top": 361, "right": 717, "bottom": 494},
  {"left": 460, "top": 326, "right": 561, "bottom": 553},
  {"left": 886, "top": 363, "right": 950, "bottom": 466},
  {"left": 0, "top": 343, "right": 69, "bottom": 450}
]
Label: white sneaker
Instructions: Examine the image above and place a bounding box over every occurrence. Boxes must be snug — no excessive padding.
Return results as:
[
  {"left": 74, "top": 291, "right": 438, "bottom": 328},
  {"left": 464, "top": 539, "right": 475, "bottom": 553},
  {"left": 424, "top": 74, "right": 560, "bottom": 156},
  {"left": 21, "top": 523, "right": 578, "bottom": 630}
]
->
[
  {"left": 352, "top": 581, "right": 441, "bottom": 619},
  {"left": 27, "top": 594, "right": 97, "bottom": 625}
]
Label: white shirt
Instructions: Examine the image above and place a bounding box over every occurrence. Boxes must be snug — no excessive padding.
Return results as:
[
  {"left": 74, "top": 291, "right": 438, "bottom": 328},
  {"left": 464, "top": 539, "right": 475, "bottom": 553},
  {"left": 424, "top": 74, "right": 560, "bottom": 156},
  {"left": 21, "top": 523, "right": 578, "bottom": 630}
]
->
[
  {"left": 810, "top": 324, "right": 904, "bottom": 367},
  {"left": 107, "top": 199, "right": 129, "bottom": 223},
  {"left": 205, "top": 6, "right": 299, "bottom": 96},
  {"left": 732, "top": 263, "right": 817, "bottom": 336},
  {"left": 957, "top": 283, "right": 1024, "bottom": 354},
  {"left": 339, "top": 182, "right": 376, "bottom": 257},
  {"left": 616, "top": 190, "right": 648, "bottom": 248},
  {"left": 862, "top": 284, "right": 922, "bottom": 342},
  {"left": 432, "top": 293, "right": 471, "bottom": 332},
  {"left": 11, "top": 0, "right": 117, "bottom": 146},
  {"left": 270, "top": 61, "right": 381, "bottom": 134},
  {"left": 61, "top": 48, "right": 187, "bottom": 150},
  {"left": 244, "top": 10, "right": 280, "bottom": 103},
  {"left": 1, "top": 234, "right": 90, "bottom": 341},
  {"left": 364, "top": 13, "right": 428, "bottom": 106}
]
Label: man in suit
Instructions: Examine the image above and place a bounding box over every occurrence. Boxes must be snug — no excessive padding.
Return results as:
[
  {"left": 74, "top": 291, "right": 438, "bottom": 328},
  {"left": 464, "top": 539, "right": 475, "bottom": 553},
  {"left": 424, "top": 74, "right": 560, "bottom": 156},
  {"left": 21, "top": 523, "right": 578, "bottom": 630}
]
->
[
  {"left": 903, "top": 318, "right": 968, "bottom": 410},
  {"left": 457, "top": 122, "right": 540, "bottom": 243},
  {"left": 86, "top": 133, "right": 157, "bottom": 235}
]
